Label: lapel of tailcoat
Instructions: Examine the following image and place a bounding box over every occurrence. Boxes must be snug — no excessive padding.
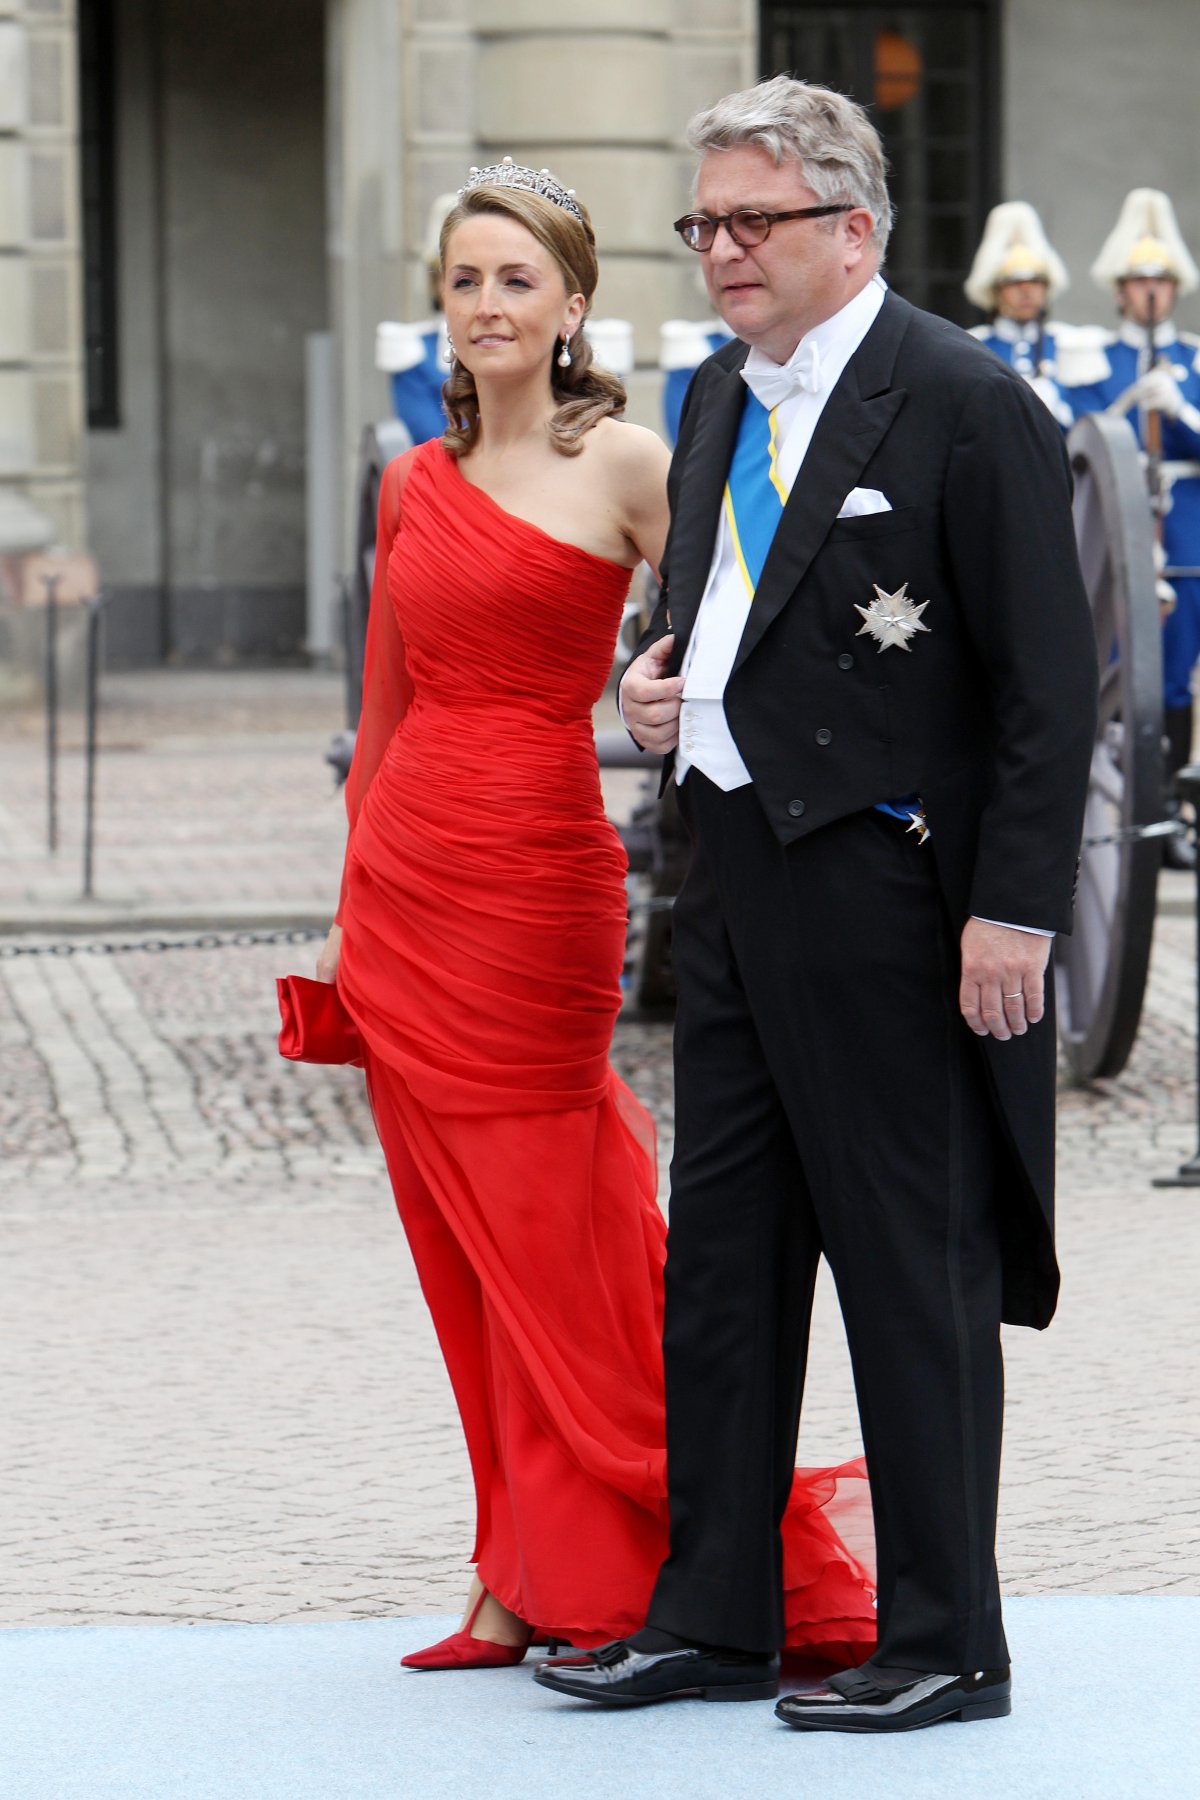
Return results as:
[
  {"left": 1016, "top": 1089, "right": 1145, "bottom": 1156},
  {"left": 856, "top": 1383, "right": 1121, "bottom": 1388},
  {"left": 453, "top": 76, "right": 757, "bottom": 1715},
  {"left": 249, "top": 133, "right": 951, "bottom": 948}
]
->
[{"left": 665, "top": 355, "right": 749, "bottom": 664}]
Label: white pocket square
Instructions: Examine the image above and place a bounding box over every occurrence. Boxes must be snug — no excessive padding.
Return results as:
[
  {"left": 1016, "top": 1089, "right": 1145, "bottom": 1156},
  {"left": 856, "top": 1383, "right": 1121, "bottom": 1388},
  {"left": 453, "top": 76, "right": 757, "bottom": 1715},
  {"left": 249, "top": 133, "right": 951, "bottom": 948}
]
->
[{"left": 837, "top": 487, "right": 893, "bottom": 518}]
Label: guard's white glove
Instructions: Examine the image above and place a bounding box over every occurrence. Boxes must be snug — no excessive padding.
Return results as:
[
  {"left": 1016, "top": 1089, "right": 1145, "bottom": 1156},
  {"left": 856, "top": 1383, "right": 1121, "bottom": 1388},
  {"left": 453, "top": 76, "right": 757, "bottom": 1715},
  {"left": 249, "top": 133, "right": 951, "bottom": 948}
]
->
[
  {"left": 1109, "top": 366, "right": 1186, "bottom": 419},
  {"left": 1024, "top": 372, "right": 1073, "bottom": 427}
]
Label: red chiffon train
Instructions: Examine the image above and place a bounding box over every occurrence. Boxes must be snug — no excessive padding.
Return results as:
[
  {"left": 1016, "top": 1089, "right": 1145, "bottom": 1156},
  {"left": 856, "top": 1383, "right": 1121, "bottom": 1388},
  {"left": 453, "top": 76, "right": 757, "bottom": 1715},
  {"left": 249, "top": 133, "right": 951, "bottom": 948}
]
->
[{"left": 334, "top": 441, "right": 877, "bottom": 1660}]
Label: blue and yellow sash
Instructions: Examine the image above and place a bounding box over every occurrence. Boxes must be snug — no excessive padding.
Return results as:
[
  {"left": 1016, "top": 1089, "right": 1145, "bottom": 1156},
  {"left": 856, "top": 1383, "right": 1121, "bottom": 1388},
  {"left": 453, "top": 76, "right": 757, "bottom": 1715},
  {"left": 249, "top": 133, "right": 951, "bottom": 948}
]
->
[{"left": 723, "top": 394, "right": 789, "bottom": 598}]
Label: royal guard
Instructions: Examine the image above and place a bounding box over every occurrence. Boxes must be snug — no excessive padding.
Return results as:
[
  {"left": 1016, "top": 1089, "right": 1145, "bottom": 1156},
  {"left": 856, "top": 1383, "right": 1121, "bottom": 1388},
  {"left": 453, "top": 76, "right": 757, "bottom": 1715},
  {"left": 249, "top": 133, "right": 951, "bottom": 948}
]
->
[
  {"left": 964, "top": 202, "right": 1075, "bottom": 426},
  {"left": 374, "top": 193, "right": 458, "bottom": 446},
  {"left": 660, "top": 316, "right": 734, "bottom": 445},
  {"left": 585, "top": 317, "right": 637, "bottom": 383},
  {"left": 1064, "top": 188, "right": 1200, "bottom": 868}
]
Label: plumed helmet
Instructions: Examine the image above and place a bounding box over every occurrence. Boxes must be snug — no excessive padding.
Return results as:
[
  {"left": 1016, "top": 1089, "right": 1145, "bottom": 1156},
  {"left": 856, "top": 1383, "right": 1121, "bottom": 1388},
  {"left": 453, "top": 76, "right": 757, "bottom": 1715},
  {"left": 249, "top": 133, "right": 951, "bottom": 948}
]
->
[
  {"left": 423, "top": 193, "right": 460, "bottom": 270},
  {"left": 1090, "top": 188, "right": 1199, "bottom": 296},
  {"left": 964, "top": 202, "right": 1069, "bottom": 309}
]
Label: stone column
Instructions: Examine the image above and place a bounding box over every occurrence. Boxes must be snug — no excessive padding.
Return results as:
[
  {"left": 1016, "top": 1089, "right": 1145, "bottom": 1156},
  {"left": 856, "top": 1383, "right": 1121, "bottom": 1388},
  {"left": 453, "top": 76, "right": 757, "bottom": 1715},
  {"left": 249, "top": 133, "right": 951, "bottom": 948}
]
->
[
  {"left": 0, "top": 0, "right": 86, "bottom": 549},
  {"left": 326, "top": 0, "right": 409, "bottom": 566},
  {"left": 327, "top": 0, "right": 756, "bottom": 537},
  {"left": 465, "top": 0, "right": 755, "bottom": 424},
  {"left": 402, "top": 0, "right": 474, "bottom": 320}
]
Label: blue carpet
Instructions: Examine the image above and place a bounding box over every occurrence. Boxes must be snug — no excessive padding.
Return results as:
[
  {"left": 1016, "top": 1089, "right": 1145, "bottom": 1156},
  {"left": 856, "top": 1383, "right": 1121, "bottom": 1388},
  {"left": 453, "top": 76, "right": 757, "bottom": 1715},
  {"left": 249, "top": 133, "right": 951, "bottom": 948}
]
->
[{"left": 2, "top": 1598, "right": 1196, "bottom": 1799}]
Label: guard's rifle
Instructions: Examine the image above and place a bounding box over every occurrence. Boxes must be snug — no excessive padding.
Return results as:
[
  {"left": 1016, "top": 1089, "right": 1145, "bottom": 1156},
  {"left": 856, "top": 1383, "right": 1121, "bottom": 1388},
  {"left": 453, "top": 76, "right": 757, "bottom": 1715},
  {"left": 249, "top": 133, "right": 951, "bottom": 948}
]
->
[
  {"left": 1143, "top": 292, "right": 1175, "bottom": 614},
  {"left": 1145, "top": 292, "right": 1165, "bottom": 519},
  {"left": 1034, "top": 305, "right": 1048, "bottom": 379}
]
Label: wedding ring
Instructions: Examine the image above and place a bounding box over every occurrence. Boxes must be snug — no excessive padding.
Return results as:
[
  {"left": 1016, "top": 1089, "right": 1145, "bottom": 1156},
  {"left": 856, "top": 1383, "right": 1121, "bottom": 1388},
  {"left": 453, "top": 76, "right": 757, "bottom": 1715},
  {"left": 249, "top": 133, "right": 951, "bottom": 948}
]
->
[{"left": 1004, "top": 992, "right": 1023, "bottom": 999}]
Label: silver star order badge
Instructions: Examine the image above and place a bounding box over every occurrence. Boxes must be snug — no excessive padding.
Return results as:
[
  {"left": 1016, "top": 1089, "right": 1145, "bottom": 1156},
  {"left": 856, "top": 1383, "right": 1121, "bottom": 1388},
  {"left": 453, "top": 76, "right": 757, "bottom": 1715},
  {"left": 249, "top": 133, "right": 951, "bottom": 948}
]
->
[
  {"left": 854, "top": 582, "right": 931, "bottom": 653},
  {"left": 905, "top": 804, "right": 931, "bottom": 845}
]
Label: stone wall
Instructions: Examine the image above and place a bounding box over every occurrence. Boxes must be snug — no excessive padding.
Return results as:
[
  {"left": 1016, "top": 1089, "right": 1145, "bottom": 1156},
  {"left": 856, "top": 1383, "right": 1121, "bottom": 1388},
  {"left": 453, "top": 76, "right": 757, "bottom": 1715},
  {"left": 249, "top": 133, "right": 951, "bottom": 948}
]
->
[
  {"left": 63, "top": 0, "right": 1200, "bottom": 669},
  {"left": 1004, "top": 0, "right": 1200, "bottom": 332},
  {"left": 0, "top": 0, "right": 87, "bottom": 553},
  {"left": 85, "top": 1, "right": 757, "bottom": 661}
]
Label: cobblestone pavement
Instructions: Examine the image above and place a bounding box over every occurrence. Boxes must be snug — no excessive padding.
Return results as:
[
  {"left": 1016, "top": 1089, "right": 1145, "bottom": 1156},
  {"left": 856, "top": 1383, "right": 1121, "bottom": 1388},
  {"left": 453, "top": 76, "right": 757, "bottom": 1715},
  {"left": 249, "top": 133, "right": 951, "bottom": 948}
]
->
[{"left": 1, "top": 671, "right": 1197, "bottom": 1627}]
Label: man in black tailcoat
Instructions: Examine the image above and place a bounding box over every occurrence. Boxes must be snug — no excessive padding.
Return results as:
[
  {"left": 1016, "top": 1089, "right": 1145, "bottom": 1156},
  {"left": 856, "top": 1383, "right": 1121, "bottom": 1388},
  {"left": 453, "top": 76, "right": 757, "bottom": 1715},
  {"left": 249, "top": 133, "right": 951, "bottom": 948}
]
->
[{"left": 537, "top": 76, "right": 1096, "bottom": 1731}]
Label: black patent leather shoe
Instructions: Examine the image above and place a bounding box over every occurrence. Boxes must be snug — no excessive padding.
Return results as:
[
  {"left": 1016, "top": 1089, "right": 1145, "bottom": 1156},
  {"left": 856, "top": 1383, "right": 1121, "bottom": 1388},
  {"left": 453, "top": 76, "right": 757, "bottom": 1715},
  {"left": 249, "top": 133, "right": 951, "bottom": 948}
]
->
[
  {"left": 775, "top": 1663, "right": 1011, "bottom": 1733},
  {"left": 533, "top": 1638, "right": 779, "bottom": 1707}
]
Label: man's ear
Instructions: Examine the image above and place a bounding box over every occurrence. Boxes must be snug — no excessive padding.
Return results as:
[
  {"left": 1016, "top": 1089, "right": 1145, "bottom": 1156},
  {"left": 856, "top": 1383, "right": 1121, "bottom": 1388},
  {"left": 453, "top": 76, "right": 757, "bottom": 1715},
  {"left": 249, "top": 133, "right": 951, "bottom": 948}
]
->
[{"left": 843, "top": 208, "right": 875, "bottom": 264}]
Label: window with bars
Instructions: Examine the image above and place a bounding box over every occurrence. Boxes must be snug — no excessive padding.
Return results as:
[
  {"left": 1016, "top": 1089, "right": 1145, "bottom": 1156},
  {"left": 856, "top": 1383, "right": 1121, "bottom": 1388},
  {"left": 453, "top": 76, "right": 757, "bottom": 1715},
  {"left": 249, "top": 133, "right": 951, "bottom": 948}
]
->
[
  {"left": 78, "top": 0, "right": 120, "bottom": 428},
  {"left": 759, "top": 2, "right": 1001, "bottom": 325}
]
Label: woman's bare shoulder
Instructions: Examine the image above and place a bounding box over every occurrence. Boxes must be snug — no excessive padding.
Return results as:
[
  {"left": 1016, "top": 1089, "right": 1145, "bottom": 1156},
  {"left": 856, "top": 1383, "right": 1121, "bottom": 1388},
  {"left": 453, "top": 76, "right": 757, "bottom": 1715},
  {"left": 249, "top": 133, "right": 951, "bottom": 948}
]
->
[
  {"left": 581, "top": 419, "right": 669, "bottom": 566},
  {"left": 589, "top": 416, "right": 670, "bottom": 482}
]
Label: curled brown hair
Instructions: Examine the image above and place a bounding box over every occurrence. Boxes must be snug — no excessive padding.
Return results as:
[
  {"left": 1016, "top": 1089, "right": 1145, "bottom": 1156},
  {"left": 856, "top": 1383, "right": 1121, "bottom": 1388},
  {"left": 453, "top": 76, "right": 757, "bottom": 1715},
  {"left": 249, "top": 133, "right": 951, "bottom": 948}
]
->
[{"left": 439, "top": 184, "right": 626, "bottom": 458}]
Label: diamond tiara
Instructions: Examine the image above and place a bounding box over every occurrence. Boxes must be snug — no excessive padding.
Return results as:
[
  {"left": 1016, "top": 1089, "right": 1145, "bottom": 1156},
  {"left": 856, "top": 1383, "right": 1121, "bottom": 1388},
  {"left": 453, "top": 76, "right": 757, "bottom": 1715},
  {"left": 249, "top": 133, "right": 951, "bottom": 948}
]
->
[{"left": 459, "top": 156, "right": 584, "bottom": 224}]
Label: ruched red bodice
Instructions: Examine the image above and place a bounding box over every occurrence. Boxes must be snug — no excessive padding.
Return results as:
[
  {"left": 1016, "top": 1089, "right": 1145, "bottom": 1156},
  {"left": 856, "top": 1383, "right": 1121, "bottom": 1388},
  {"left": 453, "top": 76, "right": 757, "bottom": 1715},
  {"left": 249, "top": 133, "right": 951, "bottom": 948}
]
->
[
  {"left": 340, "top": 445, "right": 632, "bottom": 1115},
  {"left": 333, "top": 441, "right": 876, "bottom": 1656}
]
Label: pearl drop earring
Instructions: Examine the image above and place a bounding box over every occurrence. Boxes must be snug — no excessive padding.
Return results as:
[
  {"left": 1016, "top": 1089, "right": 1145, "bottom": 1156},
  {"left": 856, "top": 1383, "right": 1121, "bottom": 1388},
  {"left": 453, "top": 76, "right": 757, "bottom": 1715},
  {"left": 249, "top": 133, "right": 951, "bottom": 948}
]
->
[
  {"left": 557, "top": 333, "right": 573, "bottom": 369},
  {"left": 444, "top": 332, "right": 456, "bottom": 366}
]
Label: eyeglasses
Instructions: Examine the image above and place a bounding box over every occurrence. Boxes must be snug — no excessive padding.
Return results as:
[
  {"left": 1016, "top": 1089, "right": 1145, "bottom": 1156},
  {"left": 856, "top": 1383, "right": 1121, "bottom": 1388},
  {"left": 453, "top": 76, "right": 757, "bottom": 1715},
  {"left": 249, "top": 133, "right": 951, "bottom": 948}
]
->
[{"left": 672, "top": 204, "right": 853, "bottom": 253}]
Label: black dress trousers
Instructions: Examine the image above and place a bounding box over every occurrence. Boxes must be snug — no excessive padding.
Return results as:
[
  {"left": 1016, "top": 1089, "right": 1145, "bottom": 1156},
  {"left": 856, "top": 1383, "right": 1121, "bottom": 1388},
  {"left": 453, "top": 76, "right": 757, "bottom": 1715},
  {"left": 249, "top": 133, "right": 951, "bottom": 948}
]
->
[{"left": 646, "top": 773, "right": 1010, "bottom": 1672}]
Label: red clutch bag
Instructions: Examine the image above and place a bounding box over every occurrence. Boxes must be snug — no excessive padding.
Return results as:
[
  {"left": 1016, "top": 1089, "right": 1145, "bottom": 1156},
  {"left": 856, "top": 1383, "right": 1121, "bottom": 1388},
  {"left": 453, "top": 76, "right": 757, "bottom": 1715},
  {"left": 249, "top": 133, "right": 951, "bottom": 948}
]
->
[{"left": 276, "top": 974, "right": 365, "bottom": 1067}]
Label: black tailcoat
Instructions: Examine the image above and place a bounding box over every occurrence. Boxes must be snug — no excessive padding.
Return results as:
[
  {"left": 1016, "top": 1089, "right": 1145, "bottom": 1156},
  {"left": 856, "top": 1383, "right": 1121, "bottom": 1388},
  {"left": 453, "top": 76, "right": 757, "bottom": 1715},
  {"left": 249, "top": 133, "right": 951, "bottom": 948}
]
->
[{"left": 643, "top": 290, "right": 1098, "bottom": 1329}]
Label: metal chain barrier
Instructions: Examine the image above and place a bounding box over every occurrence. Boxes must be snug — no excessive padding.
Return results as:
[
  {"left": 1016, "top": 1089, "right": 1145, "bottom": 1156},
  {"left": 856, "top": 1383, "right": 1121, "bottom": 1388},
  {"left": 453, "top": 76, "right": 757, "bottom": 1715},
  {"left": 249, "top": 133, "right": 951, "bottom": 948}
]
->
[
  {"left": 1083, "top": 818, "right": 1184, "bottom": 849},
  {"left": 0, "top": 899, "right": 681, "bottom": 962},
  {"left": 0, "top": 927, "right": 327, "bottom": 961}
]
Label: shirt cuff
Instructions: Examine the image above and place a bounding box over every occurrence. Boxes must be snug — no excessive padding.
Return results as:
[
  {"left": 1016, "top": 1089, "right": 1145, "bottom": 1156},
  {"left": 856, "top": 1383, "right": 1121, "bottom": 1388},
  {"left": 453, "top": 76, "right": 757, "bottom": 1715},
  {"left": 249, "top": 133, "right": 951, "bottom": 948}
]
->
[{"left": 972, "top": 915, "right": 1056, "bottom": 939}]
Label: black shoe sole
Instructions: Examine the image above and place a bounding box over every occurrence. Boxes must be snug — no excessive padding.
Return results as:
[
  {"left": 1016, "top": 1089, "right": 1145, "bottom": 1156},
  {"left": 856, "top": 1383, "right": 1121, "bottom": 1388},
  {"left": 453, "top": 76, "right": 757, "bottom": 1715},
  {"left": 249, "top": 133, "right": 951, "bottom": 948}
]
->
[
  {"left": 534, "top": 1673, "right": 779, "bottom": 1708},
  {"left": 777, "top": 1690, "right": 1011, "bottom": 1733}
]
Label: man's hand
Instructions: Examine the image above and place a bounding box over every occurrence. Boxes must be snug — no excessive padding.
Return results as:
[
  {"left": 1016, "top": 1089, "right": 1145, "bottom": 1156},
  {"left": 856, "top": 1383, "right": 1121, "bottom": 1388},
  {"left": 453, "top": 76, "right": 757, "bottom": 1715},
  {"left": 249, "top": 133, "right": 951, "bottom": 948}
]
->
[
  {"left": 620, "top": 634, "right": 684, "bottom": 754},
  {"left": 959, "top": 918, "right": 1051, "bottom": 1041},
  {"left": 316, "top": 922, "right": 342, "bottom": 985}
]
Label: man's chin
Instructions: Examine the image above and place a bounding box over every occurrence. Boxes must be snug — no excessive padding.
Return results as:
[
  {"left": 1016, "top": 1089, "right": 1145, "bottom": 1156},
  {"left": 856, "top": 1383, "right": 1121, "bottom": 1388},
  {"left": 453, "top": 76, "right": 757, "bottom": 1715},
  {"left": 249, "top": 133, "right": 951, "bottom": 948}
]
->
[{"left": 715, "top": 292, "right": 768, "bottom": 337}]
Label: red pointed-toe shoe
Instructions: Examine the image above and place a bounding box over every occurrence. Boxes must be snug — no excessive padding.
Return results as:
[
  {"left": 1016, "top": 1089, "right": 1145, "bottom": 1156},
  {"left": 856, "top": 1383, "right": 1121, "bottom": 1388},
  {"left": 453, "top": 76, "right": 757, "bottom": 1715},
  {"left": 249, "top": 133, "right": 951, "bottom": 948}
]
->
[{"left": 401, "top": 1591, "right": 532, "bottom": 1671}]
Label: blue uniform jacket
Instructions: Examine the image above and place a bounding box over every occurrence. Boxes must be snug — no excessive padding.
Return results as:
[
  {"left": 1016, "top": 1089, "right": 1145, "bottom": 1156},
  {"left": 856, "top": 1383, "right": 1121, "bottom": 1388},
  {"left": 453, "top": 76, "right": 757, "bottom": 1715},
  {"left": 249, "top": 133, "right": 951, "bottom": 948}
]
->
[
  {"left": 390, "top": 327, "right": 449, "bottom": 445},
  {"left": 967, "top": 318, "right": 1074, "bottom": 428},
  {"left": 1065, "top": 323, "right": 1200, "bottom": 708}
]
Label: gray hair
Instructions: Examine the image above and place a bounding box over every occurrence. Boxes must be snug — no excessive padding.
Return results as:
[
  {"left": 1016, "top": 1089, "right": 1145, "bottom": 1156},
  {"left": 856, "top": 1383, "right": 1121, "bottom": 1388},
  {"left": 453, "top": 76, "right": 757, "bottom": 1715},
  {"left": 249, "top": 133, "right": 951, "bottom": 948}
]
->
[{"left": 687, "top": 76, "right": 893, "bottom": 257}]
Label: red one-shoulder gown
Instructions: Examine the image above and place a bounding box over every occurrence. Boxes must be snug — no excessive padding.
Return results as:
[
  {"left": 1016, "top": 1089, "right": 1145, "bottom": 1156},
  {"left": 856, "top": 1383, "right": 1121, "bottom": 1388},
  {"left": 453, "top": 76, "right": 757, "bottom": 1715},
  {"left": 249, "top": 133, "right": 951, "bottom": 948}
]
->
[{"left": 334, "top": 441, "right": 876, "bottom": 1660}]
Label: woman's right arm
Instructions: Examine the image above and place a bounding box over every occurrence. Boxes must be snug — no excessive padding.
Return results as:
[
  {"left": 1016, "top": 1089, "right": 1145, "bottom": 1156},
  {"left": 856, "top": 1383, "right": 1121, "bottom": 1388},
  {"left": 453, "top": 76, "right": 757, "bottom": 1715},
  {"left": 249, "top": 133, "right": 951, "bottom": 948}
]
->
[
  {"left": 616, "top": 424, "right": 671, "bottom": 579},
  {"left": 611, "top": 427, "right": 682, "bottom": 752},
  {"left": 320, "top": 449, "right": 419, "bottom": 981}
]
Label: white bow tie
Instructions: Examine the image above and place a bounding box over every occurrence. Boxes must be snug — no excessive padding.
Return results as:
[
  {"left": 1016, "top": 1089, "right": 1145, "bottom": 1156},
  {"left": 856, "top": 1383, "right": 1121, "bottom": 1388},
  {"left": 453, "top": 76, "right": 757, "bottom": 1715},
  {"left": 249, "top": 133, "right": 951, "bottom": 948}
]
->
[{"left": 741, "top": 339, "right": 823, "bottom": 410}]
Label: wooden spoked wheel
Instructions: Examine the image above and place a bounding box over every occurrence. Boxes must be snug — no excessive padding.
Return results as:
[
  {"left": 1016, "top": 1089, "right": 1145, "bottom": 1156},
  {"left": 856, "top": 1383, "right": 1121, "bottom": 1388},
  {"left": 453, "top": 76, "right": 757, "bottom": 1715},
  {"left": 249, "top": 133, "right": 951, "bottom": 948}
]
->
[{"left": 1056, "top": 412, "right": 1164, "bottom": 1082}]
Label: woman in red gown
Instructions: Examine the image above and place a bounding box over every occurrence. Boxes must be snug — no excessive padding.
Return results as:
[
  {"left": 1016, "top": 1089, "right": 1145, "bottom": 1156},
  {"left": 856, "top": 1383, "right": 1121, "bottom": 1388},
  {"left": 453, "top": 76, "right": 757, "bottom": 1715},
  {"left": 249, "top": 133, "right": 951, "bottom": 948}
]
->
[{"left": 316, "top": 165, "right": 876, "bottom": 1669}]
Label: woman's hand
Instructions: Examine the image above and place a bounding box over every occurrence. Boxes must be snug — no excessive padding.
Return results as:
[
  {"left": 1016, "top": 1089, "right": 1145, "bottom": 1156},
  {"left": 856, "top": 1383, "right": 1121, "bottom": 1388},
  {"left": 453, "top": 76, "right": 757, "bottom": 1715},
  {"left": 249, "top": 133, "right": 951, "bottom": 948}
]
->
[{"left": 316, "top": 923, "right": 342, "bottom": 985}]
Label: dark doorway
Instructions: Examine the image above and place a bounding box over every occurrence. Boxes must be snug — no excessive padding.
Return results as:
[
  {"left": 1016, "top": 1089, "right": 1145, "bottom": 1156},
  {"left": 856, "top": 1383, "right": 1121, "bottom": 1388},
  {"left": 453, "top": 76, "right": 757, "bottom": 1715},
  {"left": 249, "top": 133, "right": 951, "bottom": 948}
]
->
[
  {"left": 79, "top": 0, "right": 120, "bottom": 429},
  {"left": 760, "top": 2, "right": 1001, "bottom": 324},
  {"left": 90, "top": 0, "right": 328, "bottom": 668}
]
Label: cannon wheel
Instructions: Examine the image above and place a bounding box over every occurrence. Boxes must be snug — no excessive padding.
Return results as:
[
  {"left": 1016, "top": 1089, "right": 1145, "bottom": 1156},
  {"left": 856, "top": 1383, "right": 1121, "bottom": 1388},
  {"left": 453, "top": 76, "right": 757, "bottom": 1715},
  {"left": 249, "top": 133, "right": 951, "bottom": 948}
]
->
[{"left": 1056, "top": 412, "right": 1163, "bottom": 1082}]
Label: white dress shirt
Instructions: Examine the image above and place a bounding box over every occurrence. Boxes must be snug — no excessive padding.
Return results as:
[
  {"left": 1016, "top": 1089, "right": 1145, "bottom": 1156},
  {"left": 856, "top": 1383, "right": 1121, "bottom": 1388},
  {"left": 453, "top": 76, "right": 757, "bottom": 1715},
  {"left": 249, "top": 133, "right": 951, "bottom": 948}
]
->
[{"left": 676, "top": 276, "right": 887, "bottom": 790}]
